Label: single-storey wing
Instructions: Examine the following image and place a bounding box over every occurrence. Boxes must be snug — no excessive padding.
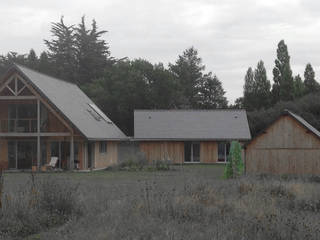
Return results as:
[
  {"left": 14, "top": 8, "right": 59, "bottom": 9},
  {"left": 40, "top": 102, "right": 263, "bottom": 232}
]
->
[{"left": 134, "top": 109, "right": 251, "bottom": 163}]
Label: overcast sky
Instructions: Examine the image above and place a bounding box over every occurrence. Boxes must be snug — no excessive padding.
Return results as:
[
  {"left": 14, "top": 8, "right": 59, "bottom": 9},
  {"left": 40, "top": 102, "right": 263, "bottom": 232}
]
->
[{"left": 1, "top": 0, "right": 320, "bottom": 102}]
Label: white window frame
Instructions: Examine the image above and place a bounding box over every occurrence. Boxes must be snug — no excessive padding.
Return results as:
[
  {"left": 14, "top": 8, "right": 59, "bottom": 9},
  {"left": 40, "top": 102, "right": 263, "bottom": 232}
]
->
[
  {"left": 185, "top": 142, "right": 200, "bottom": 163},
  {"left": 217, "top": 142, "right": 230, "bottom": 163}
]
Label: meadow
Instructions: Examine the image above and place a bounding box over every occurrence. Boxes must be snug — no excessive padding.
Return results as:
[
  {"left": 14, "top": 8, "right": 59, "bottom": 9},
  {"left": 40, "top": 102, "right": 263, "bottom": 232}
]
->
[{"left": 0, "top": 164, "right": 320, "bottom": 240}]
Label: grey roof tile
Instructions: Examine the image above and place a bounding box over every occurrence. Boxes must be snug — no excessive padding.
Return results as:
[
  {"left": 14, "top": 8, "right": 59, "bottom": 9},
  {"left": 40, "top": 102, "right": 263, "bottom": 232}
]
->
[
  {"left": 13, "top": 64, "right": 127, "bottom": 140},
  {"left": 134, "top": 109, "right": 251, "bottom": 140}
]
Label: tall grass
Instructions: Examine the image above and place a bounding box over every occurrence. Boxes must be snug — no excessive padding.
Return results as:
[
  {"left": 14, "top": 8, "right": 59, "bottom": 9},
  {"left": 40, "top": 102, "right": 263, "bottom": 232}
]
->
[
  {"left": 1, "top": 170, "right": 320, "bottom": 239},
  {"left": 0, "top": 174, "right": 82, "bottom": 239}
]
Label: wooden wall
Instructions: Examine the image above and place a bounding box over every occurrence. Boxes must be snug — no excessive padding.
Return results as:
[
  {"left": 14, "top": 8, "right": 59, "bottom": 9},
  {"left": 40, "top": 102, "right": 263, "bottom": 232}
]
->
[
  {"left": 200, "top": 142, "right": 218, "bottom": 163},
  {"left": 246, "top": 115, "right": 320, "bottom": 175},
  {"left": 139, "top": 141, "right": 218, "bottom": 163},
  {"left": 94, "top": 141, "right": 118, "bottom": 169},
  {"left": 0, "top": 139, "right": 8, "bottom": 169},
  {"left": 139, "top": 142, "right": 184, "bottom": 163}
]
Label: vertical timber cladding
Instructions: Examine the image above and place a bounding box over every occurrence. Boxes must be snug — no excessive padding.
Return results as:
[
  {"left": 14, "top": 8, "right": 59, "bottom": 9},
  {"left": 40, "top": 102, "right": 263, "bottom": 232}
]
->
[
  {"left": 139, "top": 141, "right": 218, "bottom": 163},
  {"left": 139, "top": 142, "right": 185, "bottom": 163},
  {"left": 93, "top": 141, "right": 118, "bottom": 169},
  {"left": 200, "top": 142, "right": 218, "bottom": 163},
  {"left": 246, "top": 115, "right": 320, "bottom": 175},
  {"left": 0, "top": 140, "right": 8, "bottom": 169}
]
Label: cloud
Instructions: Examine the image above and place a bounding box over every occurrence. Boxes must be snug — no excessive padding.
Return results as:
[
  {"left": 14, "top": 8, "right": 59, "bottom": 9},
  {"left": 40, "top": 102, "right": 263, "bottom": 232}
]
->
[{"left": 1, "top": 0, "right": 320, "bottom": 102}]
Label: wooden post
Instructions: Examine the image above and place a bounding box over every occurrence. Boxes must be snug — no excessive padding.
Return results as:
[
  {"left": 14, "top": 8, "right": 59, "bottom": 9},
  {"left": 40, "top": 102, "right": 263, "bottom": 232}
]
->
[
  {"left": 84, "top": 142, "right": 88, "bottom": 169},
  {"left": 70, "top": 134, "right": 74, "bottom": 170},
  {"left": 37, "top": 99, "right": 40, "bottom": 171},
  {"left": 59, "top": 141, "right": 62, "bottom": 169}
]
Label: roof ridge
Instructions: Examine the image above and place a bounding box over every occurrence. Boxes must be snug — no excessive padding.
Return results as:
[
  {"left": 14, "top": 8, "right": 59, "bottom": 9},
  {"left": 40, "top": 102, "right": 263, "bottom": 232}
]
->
[
  {"left": 14, "top": 63, "right": 78, "bottom": 87},
  {"left": 134, "top": 109, "right": 246, "bottom": 112}
]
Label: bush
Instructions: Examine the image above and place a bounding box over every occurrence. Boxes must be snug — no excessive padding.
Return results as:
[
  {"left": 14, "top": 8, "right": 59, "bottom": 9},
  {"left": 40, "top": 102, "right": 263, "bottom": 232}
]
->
[
  {"left": 117, "top": 151, "right": 171, "bottom": 171},
  {"left": 224, "top": 141, "right": 244, "bottom": 179},
  {"left": 118, "top": 151, "right": 148, "bottom": 171}
]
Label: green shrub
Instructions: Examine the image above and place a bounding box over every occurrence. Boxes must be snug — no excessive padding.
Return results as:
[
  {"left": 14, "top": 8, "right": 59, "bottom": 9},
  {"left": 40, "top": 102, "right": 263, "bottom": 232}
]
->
[{"left": 224, "top": 141, "right": 244, "bottom": 179}]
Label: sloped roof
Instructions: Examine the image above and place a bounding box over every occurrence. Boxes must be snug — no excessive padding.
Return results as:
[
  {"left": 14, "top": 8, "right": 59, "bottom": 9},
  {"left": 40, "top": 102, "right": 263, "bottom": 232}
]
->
[
  {"left": 284, "top": 110, "right": 320, "bottom": 139},
  {"left": 134, "top": 109, "right": 251, "bottom": 140},
  {"left": 6, "top": 64, "right": 127, "bottom": 140}
]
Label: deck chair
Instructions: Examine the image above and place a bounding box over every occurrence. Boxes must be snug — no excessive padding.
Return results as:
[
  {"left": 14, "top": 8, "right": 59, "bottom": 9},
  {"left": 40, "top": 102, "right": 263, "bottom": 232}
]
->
[{"left": 46, "top": 157, "right": 58, "bottom": 170}]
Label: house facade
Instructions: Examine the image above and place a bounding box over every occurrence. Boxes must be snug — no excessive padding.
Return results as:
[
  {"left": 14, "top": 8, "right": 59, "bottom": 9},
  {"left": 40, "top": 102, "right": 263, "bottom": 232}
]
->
[
  {"left": 0, "top": 64, "right": 127, "bottom": 171},
  {"left": 245, "top": 110, "right": 320, "bottom": 175},
  {"left": 134, "top": 110, "right": 251, "bottom": 163}
]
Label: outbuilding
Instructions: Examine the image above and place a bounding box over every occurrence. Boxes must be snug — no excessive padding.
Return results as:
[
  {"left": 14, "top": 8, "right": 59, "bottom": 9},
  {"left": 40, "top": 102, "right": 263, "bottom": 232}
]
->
[{"left": 245, "top": 110, "right": 320, "bottom": 175}]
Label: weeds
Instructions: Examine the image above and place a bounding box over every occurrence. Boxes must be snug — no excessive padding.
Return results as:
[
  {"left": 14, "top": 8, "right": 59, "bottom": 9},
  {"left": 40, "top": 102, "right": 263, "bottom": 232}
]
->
[
  {"left": 0, "top": 174, "right": 82, "bottom": 239},
  {"left": 1, "top": 169, "right": 320, "bottom": 240}
]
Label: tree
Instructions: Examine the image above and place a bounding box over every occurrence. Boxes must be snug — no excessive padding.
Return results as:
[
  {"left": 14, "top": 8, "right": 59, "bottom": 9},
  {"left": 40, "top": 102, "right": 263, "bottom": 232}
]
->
[
  {"left": 272, "top": 40, "right": 294, "bottom": 102},
  {"left": 243, "top": 61, "right": 271, "bottom": 111},
  {"left": 293, "top": 74, "right": 305, "bottom": 98},
  {"left": 224, "top": 141, "right": 244, "bottom": 179},
  {"left": 253, "top": 60, "right": 271, "bottom": 109},
  {"left": 197, "top": 73, "right": 228, "bottom": 108},
  {"left": 147, "top": 63, "right": 180, "bottom": 109},
  {"left": 83, "top": 59, "right": 151, "bottom": 135},
  {"left": 75, "top": 16, "right": 111, "bottom": 84},
  {"left": 243, "top": 67, "right": 255, "bottom": 111},
  {"left": 38, "top": 51, "right": 52, "bottom": 75},
  {"left": 169, "top": 47, "right": 205, "bottom": 108},
  {"left": 304, "top": 63, "right": 319, "bottom": 94},
  {"left": 27, "top": 49, "right": 38, "bottom": 70},
  {"left": 44, "top": 17, "right": 77, "bottom": 82}
]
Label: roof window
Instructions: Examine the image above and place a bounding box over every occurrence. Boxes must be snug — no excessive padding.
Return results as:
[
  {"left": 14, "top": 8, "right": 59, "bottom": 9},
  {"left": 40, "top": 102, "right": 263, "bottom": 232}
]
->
[{"left": 87, "top": 103, "right": 113, "bottom": 124}]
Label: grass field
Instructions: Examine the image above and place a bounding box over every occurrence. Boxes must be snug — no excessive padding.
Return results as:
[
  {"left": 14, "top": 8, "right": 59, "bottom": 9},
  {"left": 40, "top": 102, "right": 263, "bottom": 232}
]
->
[{"left": 1, "top": 164, "right": 320, "bottom": 240}]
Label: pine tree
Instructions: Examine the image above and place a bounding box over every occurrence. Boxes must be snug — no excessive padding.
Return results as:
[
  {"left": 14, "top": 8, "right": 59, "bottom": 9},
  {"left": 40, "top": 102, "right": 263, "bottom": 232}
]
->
[
  {"left": 272, "top": 40, "right": 294, "bottom": 102},
  {"left": 44, "top": 17, "right": 77, "bottom": 82},
  {"left": 76, "top": 16, "right": 110, "bottom": 84},
  {"left": 197, "top": 73, "right": 228, "bottom": 108},
  {"left": 27, "top": 49, "right": 38, "bottom": 70},
  {"left": 304, "top": 63, "right": 319, "bottom": 94},
  {"left": 243, "top": 67, "right": 255, "bottom": 110},
  {"left": 253, "top": 60, "right": 271, "bottom": 109},
  {"left": 169, "top": 47, "right": 205, "bottom": 108},
  {"left": 293, "top": 74, "right": 305, "bottom": 98},
  {"left": 38, "top": 51, "right": 52, "bottom": 75}
]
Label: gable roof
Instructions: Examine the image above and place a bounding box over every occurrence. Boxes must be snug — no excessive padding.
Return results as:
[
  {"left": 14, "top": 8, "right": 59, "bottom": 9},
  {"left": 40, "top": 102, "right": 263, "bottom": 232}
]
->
[
  {"left": 3, "top": 64, "right": 127, "bottom": 140},
  {"left": 134, "top": 109, "right": 251, "bottom": 140},
  {"left": 246, "top": 109, "right": 320, "bottom": 147},
  {"left": 284, "top": 110, "right": 320, "bottom": 139}
]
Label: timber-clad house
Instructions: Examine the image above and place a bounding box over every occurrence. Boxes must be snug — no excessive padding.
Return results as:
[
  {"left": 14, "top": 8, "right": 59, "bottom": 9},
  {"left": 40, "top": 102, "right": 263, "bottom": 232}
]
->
[
  {"left": 0, "top": 64, "right": 127, "bottom": 171},
  {"left": 134, "top": 110, "right": 252, "bottom": 163}
]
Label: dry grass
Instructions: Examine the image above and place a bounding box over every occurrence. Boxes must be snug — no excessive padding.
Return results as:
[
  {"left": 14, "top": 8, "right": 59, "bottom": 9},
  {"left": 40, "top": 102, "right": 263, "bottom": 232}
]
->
[{"left": 1, "top": 165, "right": 320, "bottom": 240}]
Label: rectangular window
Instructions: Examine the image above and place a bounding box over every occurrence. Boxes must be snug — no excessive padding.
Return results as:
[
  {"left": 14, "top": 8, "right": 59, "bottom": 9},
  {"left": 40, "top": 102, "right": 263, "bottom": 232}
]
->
[
  {"left": 218, "top": 142, "right": 230, "bottom": 162},
  {"left": 184, "top": 142, "right": 200, "bottom": 162},
  {"left": 99, "top": 141, "right": 107, "bottom": 153}
]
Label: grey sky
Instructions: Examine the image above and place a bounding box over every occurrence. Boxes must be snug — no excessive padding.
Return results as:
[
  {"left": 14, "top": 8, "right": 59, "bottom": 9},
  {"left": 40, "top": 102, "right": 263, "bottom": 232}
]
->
[{"left": 1, "top": 0, "right": 320, "bottom": 102}]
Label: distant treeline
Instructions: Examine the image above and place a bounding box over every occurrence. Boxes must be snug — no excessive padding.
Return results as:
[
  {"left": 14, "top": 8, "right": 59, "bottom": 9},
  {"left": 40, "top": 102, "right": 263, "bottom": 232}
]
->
[{"left": 0, "top": 17, "right": 319, "bottom": 136}]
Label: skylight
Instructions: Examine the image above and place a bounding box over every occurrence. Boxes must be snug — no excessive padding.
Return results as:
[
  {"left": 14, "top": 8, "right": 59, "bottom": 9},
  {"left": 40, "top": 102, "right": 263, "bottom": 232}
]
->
[{"left": 88, "top": 103, "right": 113, "bottom": 124}]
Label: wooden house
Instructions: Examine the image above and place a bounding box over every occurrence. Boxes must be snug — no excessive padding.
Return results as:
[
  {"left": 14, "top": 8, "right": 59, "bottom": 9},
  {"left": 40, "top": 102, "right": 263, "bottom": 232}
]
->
[
  {"left": 245, "top": 110, "right": 320, "bottom": 175},
  {"left": 0, "top": 64, "right": 127, "bottom": 171},
  {"left": 134, "top": 110, "right": 251, "bottom": 163}
]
